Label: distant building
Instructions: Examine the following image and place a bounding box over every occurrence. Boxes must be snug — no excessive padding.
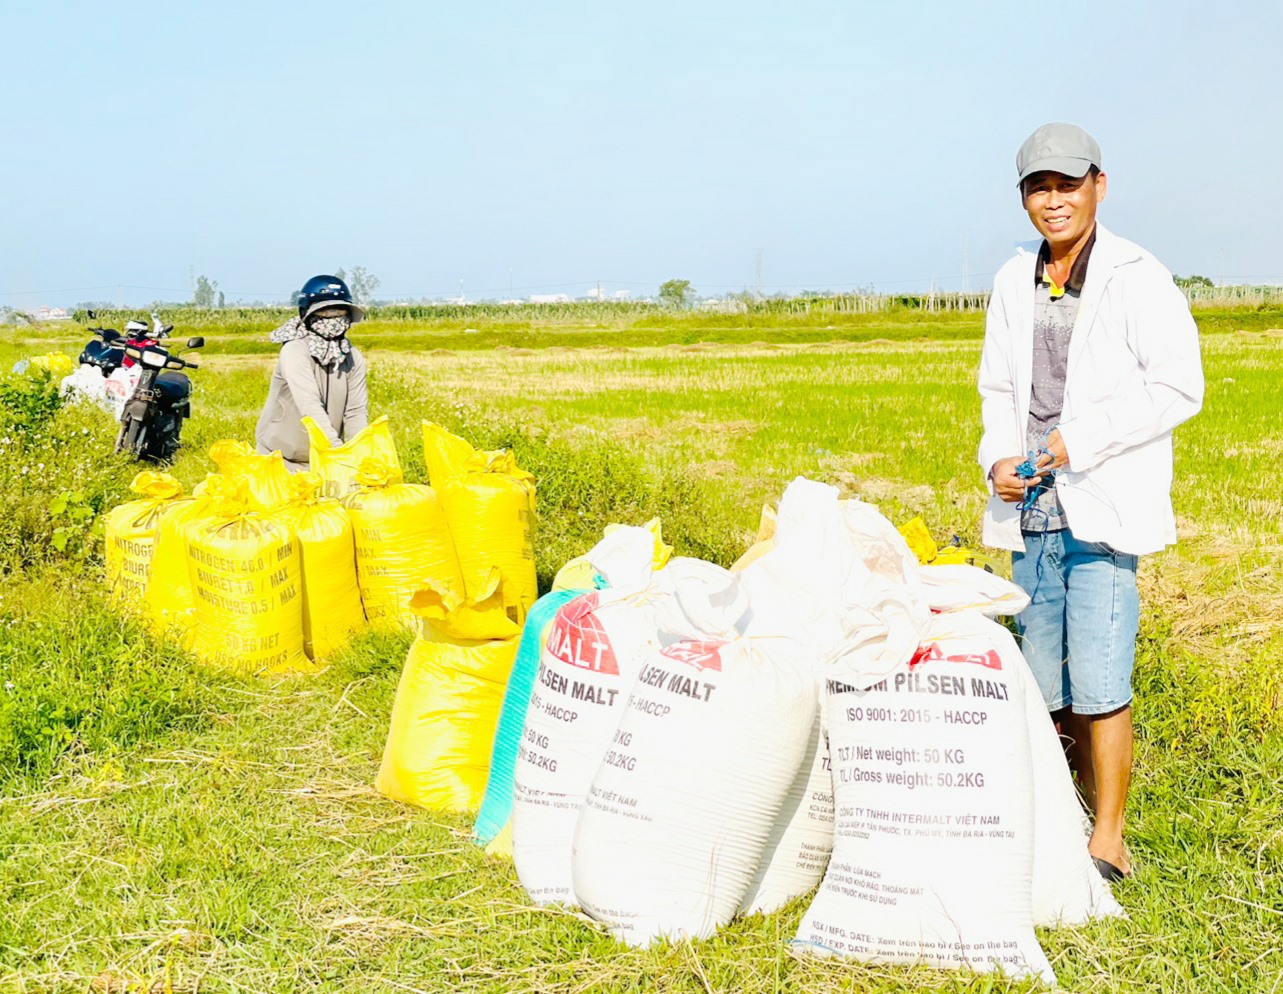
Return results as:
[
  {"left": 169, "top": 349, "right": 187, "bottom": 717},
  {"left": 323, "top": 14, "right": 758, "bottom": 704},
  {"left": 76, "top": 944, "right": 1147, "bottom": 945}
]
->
[
  {"left": 698, "top": 298, "right": 747, "bottom": 313},
  {"left": 579, "top": 288, "right": 633, "bottom": 302},
  {"left": 529, "top": 293, "right": 572, "bottom": 304},
  {"left": 36, "top": 307, "right": 71, "bottom": 321}
]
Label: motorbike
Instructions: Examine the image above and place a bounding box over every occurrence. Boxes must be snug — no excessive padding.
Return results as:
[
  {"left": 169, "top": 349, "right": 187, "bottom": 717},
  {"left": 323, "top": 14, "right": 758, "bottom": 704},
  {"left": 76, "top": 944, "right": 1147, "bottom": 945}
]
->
[{"left": 77, "top": 311, "right": 204, "bottom": 463}]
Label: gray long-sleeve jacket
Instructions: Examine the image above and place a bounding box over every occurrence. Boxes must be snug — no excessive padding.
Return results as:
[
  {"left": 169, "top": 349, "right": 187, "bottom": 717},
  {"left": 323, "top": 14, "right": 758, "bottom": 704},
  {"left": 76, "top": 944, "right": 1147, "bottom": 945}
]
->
[{"left": 255, "top": 340, "right": 368, "bottom": 470}]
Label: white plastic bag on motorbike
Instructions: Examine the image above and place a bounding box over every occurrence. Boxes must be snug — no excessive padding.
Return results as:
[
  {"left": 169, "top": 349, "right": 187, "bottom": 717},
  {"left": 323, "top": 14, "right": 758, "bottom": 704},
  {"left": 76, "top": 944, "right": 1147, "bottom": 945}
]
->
[
  {"left": 104, "top": 365, "right": 141, "bottom": 420},
  {"left": 60, "top": 365, "right": 113, "bottom": 412}
]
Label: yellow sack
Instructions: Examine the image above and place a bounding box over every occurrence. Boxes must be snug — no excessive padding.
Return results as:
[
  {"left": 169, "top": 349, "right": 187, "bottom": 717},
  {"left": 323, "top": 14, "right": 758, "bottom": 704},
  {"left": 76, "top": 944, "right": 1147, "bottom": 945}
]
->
[
  {"left": 275, "top": 474, "right": 366, "bottom": 661},
  {"left": 420, "top": 420, "right": 479, "bottom": 488},
  {"left": 342, "top": 457, "right": 463, "bottom": 631},
  {"left": 375, "top": 569, "right": 522, "bottom": 812},
  {"left": 896, "top": 516, "right": 938, "bottom": 565},
  {"left": 553, "top": 517, "right": 674, "bottom": 590},
  {"left": 483, "top": 821, "right": 514, "bottom": 859},
  {"left": 932, "top": 543, "right": 1007, "bottom": 575},
  {"left": 186, "top": 478, "right": 309, "bottom": 674},
  {"left": 28, "top": 352, "right": 76, "bottom": 377},
  {"left": 730, "top": 504, "right": 777, "bottom": 572},
  {"left": 208, "top": 440, "right": 293, "bottom": 511},
  {"left": 306, "top": 415, "right": 402, "bottom": 498},
  {"left": 897, "top": 516, "right": 1006, "bottom": 574},
  {"left": 552, "top": 556, "right": 598, "bottom": 592},
  {"left": 145, "top": 489, "right": 222, "bottom": 642},
  {"left": 421, "top": 422, "right": 537, "bottom": 619},
  {"left": 103, "top": 471, "right": 186, "bottom": 609}
]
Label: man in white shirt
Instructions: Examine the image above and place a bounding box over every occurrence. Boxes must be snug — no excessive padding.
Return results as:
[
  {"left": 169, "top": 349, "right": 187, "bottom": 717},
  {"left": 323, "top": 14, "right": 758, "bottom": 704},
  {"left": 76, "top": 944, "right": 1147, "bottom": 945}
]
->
[{"left": 977, "top": 123, "right": 1203, "bottom": 880}]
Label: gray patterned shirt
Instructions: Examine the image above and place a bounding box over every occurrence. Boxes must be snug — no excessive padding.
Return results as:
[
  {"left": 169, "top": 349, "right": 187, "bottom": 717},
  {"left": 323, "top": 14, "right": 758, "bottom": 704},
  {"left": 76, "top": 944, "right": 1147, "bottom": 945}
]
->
[
  {"left": 1023, "top": 286, "right": 1076, "bottom": 529},
  {"left": 1022, "top": 227, "right": 1096, "bottom": 531}
]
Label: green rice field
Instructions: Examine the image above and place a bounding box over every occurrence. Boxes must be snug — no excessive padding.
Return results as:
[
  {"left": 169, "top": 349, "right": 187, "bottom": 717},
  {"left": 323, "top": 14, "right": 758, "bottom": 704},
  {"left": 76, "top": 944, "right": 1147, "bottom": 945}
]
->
[{"left": 0, "top": 310, "right": 1280, "bottom": 993}]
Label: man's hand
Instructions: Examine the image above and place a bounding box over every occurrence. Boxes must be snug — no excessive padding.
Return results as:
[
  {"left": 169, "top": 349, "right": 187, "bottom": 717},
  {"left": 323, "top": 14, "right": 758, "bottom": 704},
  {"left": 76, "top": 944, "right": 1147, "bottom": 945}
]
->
[
  {"left": 1040, "top": 429, "right": 1069, "bottom": 471},
  {"left": 991, "top": 430, "right": 1069, "bottom": 503},
  {"left": 991, "top": 455, "right": 1041, "bottom": 503}
]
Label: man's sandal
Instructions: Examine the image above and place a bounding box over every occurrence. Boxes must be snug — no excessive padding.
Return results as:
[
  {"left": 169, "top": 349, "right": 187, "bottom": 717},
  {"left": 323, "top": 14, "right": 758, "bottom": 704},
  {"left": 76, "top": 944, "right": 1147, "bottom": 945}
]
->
[{"left": 1093, "top": 856, "right": 1132, "bottom": 882}]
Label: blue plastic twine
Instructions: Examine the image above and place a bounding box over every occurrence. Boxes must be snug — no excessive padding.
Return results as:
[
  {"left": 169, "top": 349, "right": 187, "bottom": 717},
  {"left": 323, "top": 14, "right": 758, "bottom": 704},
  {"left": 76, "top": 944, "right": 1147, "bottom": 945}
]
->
[{"left": 1014, "top": 431, "right": 1059, "bottom": 598}]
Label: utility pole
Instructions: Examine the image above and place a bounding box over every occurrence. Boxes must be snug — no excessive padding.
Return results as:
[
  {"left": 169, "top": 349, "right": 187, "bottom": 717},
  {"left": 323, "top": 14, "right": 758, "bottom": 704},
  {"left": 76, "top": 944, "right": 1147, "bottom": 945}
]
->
[{"left": 596, "top": 280, "right": 602, "bottom": 302}]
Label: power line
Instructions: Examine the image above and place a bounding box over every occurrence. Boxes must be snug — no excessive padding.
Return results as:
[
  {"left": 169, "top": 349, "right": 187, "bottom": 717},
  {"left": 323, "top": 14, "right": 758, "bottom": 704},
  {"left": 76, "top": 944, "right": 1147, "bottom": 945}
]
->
[
  {"left": 0, "top": 284, "right": 120, "bottom": 297},
  {"left": 0, "top": 274, "right": 996, "bottom": 300},
  {"left": 7, "top": 271, "right": 1281, "bottom": 305}
]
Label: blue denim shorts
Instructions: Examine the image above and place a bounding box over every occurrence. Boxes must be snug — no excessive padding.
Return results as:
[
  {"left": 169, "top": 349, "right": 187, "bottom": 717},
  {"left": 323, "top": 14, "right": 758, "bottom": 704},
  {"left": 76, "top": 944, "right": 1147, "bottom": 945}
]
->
[{"left": 1011, "top": 528, "right": 1140, "bottom": 716}]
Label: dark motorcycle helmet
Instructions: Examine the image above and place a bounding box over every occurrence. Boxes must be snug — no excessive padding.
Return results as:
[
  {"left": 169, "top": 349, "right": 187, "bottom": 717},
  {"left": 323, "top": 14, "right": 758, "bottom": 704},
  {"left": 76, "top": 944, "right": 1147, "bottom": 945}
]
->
[{"left": 296, "top": 274, "right": 366, "bottom": 324}]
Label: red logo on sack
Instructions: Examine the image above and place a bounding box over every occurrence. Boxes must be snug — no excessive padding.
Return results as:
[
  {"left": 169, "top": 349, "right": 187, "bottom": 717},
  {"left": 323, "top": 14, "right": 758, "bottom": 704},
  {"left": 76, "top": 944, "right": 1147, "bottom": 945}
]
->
[
  {"left": 659, "top": 640, "right": 725, "bottom": 672},
  {"left": 545, "top": 593, "right": 620, "bottom": 675},
  {"left": 909, "top": 642, "right": 1003, "bottom": 671}
]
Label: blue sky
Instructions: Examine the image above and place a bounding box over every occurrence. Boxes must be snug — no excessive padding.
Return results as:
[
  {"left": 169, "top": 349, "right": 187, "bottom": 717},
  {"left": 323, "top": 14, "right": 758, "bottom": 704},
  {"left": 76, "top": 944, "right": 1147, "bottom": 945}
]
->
[{"left": 3, "top": 1, "right": 1278, "bottom": 308}]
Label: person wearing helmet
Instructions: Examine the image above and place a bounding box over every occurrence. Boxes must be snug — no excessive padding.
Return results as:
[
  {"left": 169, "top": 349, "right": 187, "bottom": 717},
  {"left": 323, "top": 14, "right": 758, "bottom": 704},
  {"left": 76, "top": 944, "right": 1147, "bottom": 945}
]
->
[{"left": 255, "top": 274, "right": 369, "bottom": 471}]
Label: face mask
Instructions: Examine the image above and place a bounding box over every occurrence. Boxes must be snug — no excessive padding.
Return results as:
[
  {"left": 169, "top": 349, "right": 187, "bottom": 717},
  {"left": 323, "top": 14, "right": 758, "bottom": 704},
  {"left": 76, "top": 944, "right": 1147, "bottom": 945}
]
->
[{"left": 308, "top": 315, "right": 351, "bottom": 340}]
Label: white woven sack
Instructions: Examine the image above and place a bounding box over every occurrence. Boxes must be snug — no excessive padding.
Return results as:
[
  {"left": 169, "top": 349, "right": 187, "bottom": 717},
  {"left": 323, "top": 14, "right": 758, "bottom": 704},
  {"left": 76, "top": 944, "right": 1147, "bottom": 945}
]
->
[
  {"left": 511, "top": 526, "right": 670, "bottom": 906},
  {"left": 572, "top": 564, "right": 819, "bottom": 944},
  {"left": 738, "top": 707, "right": 833, "bottom": 916},
  {"left": 919, "top": 563, "right": 1031, "bottom": 617},
  {"left": 919, "top": 562, "right": 1123, "bottom": 925},
  {"left": 795, "top": 611, "right": 1056, "bottom": 986},
  {"left": 738, "top": 479, "right": 928, "bottom": 689},
  {"left": 1015, "top": 659, "right": 1125, "bottom": 925},
  {"left": 730, "top": 480, "right": 933, "bottom": 916}
]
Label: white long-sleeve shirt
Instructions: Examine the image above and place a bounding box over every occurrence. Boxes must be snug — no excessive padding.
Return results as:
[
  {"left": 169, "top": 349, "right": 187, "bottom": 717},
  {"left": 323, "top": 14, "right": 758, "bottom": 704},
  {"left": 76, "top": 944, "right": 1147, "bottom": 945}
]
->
[{"left": 977, "top": 223, "right": 1204, "bottom": 555}]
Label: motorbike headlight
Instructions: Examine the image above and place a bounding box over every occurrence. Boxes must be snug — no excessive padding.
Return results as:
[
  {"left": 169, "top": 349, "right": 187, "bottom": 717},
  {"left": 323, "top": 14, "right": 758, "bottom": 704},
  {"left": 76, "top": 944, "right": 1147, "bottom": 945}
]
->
[{"left": 141, "top": 350, "right": 166, "bottom": 368}]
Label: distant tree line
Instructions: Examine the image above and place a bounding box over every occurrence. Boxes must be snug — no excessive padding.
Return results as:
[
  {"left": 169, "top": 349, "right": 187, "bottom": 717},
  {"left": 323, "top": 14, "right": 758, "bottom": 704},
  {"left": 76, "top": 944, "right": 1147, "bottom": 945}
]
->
[{"left": 180, "top": 265, "right": 382, "bottom": 309}]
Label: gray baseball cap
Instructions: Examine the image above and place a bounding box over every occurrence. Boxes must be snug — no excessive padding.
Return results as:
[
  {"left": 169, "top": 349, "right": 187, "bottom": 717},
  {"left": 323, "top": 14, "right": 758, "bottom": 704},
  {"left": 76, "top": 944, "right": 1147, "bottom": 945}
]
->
[{"left": 1016, "top": 123, "right": 1101, "bottom": 185}]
